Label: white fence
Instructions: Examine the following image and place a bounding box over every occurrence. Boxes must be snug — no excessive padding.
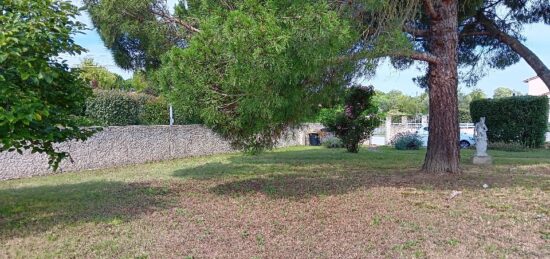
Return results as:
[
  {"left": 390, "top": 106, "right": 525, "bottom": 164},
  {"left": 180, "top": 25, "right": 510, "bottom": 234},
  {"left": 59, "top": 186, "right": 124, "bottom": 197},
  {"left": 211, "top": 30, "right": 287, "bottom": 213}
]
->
[{"left": 369, "top": 116, "right": 475, "bottom": 145}]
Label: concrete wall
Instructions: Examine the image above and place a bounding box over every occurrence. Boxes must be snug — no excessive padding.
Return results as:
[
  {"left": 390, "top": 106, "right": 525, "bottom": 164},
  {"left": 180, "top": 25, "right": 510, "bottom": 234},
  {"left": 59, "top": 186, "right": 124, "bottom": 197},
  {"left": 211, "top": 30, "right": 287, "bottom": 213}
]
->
[{"left": 0, "top": 124, "right": 324, "bottom": 181}]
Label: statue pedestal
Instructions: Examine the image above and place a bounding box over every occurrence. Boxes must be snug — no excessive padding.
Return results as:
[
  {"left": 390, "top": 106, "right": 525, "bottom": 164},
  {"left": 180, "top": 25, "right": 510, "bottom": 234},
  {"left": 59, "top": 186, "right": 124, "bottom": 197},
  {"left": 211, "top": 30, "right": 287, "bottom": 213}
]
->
[{"left": 472, "top": 155, "right": 492, "bottom": 165}]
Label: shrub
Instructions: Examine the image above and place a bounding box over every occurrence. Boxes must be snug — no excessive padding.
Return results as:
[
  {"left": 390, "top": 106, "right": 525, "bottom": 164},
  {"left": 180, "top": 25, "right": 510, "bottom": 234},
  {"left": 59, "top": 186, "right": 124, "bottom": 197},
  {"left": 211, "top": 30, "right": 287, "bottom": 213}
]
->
[
  {"left": 392, "top": 132, "right": 423, "bottom": 150},
  {"left": 488, "top": 142, "right": 530, "bottom": 152},
  {"left": 322, "top": 86, "right": 382, "bottom": 153},
  {"left": 322, "top": 137, "right": 344, "bottom": 148},
  {"left": 470, "top": 96, "right": 549, "bottom": 148},
  {"left": 139, "top": 98, "right": 169, "bottom": 125},
  {"left": 85, "top": 90, "right": 144, "bottom": 126}
]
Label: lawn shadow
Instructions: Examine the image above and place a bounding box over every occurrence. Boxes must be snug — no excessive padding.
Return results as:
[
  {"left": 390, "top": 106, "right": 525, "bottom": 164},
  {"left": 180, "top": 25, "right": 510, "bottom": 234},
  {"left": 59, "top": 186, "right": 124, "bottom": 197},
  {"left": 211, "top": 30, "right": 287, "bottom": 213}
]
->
[
  {"left": 173, "top": 148, "right": 550, "bottom": 200},
  {"left": 0, "top": 180, "right": 173, "bottom": 239},
  {"left": 209, "top": 169, "right": 549, "bottom": 199}
]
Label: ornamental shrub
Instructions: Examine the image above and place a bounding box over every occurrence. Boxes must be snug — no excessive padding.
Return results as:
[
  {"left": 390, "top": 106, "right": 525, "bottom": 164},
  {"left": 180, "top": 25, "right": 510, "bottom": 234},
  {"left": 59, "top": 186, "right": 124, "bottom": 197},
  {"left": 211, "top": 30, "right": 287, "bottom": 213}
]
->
[
  {"left": 322, "top": 137, "right": 344, "bottom": 148},
  {"left": 322, "top": 86, "right": 382, "bottom": 153},
  {"left": 470, "top": 96, "right": 549, "bottom": 148},
  {"left": 392, "top": 132, "right": 423, "bottom": 150}
]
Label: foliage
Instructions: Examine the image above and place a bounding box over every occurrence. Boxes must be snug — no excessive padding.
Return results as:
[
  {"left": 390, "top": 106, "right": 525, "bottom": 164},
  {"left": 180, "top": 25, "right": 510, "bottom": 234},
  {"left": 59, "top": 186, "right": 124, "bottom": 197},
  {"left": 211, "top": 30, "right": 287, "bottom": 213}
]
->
[
  {"left": 0, "top": 0, "right": 96, "bottom": 169},
  {"left": 458, "top": 88, "right": 486, "bottom": 123},
  {"left": 139, "top": 97, "right": 168, "bottom": 125},
  {"left": 78, "top": 58, "right": 129, "bottom": 90},
  {"left": 85, "top": 90, "right": 146, "bottom": 126},
  {"left": 322, "top": 86, "right": 381, "bottom": 153},
  {"left": 392, "top": 132, "right": 423, "bottom": 150},
  {"left": 374, "top": 90, "right": 428, "bottom": 117},
  {"left": 83, "top": 0, "right": 180, "bottom": 70},
  {"left": 470, "top": 96, "right": 549, "bottom": 148},
  {"left": 322, "top": 137, "right": 344, "bottom": 149},
  {"left": 84, "top": 90, "right": 198, "bottom": 126},
  {"left": 488, "top": 142, "right": 531, "bottom": 152},
  {"left": 156, "top": 1, "right": 356, "bottom": 153},
  {"left": 493, "top": 87, "right": 522, "bottom": 99}
]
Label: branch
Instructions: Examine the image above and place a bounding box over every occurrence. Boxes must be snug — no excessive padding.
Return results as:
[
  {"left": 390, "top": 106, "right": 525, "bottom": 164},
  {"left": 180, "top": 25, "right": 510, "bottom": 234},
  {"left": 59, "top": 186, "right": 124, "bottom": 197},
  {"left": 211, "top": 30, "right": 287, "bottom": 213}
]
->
[
  {"left": 477, "top": 12, "right": 550, "bottom": 91},
  {"left": 422, "top": 0, "right": 439, "bottom": 20},
  {"left": 403, "top": 24, "right": 429, "bottom": 37},
  {"left": 335, "top": 50, "right": 439, "bottom": 65},
  {"left": 150, "top": 4, "right": 200, "bottom": 33},
  {"left": 460, "top": 31, "right": 491, "bottom": 37}
]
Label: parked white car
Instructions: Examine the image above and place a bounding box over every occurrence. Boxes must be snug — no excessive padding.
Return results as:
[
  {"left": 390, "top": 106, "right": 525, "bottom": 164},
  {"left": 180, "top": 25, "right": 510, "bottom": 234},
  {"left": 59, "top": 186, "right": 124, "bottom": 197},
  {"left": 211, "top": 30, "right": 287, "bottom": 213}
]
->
[{"left": 415, "top": 126, "right": 476, "bottom": 149}]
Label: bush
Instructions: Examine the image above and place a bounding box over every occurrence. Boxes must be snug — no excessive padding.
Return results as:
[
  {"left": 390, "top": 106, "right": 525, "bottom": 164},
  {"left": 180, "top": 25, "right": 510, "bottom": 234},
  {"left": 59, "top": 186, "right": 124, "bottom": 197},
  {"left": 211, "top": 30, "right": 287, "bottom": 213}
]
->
[
  {"left": 470, "top": 96, "right": 549, "bottom": 148},
  {"left": 488, "top": 142, "right": 530, "bottom": 152},
  {"left": 139, "top": 98, "right": 169, "bottom": 125},
  {"left": 322, "top": 86, "right": 382, "bottom": 153},
  {"left": 322, "top": 137, "right": 344, "bottom": 148},
  {"left": 392, "top": 132, "right": 423, "bottom": 150},
  {"left": 85, "top": 90, "right": 144, "bottom": 126}
]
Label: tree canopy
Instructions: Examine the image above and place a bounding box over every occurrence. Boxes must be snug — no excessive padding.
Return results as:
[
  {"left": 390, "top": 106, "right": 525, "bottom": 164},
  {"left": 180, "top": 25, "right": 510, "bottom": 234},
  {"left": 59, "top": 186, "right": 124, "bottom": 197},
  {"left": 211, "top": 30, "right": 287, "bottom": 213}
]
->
[
  {"left": 155, "top": 0, "right": 356, "bottom": 151},
  {"left": 493, "top": 87, "right": 522, "bottom": 99},
  {"left": 0, "top": 0, "right": 95, "bottom": 169}
]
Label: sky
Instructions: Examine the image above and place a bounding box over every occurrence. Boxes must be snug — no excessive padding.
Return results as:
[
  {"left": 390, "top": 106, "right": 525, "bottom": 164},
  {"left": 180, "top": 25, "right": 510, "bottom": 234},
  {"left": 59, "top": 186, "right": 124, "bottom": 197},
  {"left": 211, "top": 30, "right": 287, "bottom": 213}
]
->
[{"left": 65, "top": 0, "right": 550, "bottom": 97}]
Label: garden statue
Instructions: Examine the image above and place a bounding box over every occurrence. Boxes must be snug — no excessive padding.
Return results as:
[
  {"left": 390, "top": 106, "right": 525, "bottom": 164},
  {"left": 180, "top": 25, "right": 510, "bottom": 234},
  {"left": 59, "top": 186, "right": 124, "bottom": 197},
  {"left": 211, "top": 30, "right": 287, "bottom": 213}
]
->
[{"left": 472, "top": 117, "right": 492, "bottom": 165}]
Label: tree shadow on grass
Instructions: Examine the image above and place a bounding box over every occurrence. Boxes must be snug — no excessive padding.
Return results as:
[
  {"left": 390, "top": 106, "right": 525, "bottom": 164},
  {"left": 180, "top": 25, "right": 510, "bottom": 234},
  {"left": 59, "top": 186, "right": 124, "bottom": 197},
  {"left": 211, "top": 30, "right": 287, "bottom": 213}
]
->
[
  {"left": 172, "top": 148, "right": 550, "bottom": 200},
  {"left": 0, "top": 180, "right": 173, "bottom": 239},
  {"left": 209, "top": 169, "right": 549, "bottom": 200}
]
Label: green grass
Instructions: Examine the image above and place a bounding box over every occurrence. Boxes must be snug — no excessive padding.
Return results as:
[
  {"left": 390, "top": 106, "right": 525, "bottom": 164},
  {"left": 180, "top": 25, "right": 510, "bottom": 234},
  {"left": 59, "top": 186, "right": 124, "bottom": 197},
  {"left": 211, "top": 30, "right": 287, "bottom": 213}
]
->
[{"left": 0, "top": 146, "right": 549, "bottom": 258}]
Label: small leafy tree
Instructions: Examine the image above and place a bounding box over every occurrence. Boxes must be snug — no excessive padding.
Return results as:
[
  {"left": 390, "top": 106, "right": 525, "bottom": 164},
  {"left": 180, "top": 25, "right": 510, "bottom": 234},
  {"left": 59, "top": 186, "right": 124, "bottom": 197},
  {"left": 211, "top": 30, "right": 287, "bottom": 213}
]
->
[
  {"left": 0, "top": 0, "right": 95, "bottom": 169},
  {"left": 322, "top": 86, "right": 381, "bottom": 153},
  {"left": 78, "top": 58, "right": 128, "bottom": 90}
]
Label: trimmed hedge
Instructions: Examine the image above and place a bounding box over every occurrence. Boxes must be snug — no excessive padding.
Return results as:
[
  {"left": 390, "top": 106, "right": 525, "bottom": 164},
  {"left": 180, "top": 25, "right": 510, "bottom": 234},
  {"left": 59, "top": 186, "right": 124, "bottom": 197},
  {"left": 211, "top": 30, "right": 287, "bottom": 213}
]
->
[
  {"left": 470, "top": 96, "right": 549, "bottom": 148},
  {"left": 139, "top": 98, "right": 169, "bottom": 125},
  {"left": 86, "top": 90, "right": 145, "bottom": 126},
  {"left": 85, "top": 90, "right": 202, "bottom": 126},
  {"left": 85, "top": 90, "right": 165, "bottom": 126}
]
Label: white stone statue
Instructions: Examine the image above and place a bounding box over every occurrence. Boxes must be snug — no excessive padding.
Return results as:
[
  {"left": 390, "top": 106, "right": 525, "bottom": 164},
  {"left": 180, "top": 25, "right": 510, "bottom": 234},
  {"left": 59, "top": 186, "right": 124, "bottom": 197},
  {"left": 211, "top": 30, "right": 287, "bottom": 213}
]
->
[
  {"left": 472, "top": 117, "right": 492, "bottom": 165},
  {"left": 474, "top": 117, "right": 488, "bottom": 156}
]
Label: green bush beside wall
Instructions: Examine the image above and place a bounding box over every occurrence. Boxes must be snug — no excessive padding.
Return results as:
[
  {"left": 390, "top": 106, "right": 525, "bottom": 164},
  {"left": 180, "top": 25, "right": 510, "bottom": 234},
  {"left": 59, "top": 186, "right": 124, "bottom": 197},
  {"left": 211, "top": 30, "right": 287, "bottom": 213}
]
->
[{"left": 470, "top": 96, "right": 549, "bottom": 148}]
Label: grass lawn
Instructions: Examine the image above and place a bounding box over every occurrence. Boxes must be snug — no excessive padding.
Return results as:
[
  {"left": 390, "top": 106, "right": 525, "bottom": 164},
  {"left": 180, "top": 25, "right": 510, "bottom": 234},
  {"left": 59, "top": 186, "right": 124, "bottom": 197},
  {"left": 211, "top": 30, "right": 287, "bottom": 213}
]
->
[{"left": 1, "top": 146, "right": 549, "bottom": 258}]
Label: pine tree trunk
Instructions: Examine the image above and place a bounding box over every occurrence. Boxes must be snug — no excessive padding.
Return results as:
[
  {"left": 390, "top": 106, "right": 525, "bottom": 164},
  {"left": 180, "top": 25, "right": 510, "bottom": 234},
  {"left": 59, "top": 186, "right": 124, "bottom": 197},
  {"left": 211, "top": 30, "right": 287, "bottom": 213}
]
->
[{"left": 422, "top": 0, "right": 461, "bottom": 173}]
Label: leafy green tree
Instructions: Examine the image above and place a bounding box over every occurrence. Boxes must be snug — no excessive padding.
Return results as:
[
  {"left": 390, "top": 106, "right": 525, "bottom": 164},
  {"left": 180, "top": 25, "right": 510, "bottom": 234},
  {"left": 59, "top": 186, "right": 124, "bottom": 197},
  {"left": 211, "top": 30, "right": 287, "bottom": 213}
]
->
[
  {"left": 322, "top": 86, "right": 381, "bottom": 153},
  {"left": 374, "top": 90, "right": 428, "bottom": 116},
  {"left": 0, "top": 0, "right": 95, "bottom": 169},
  {"left": 155, "top": 1, "right": 355, "bottom": 152},
  {"left": 79, "top": 58, "right": 128, "bottom": 90},
  {"left": 493, "top": 87, "right": 522, "bottom": 99},
  {"left": 458, "top": 88, "right": 485, "bottom": 123}
]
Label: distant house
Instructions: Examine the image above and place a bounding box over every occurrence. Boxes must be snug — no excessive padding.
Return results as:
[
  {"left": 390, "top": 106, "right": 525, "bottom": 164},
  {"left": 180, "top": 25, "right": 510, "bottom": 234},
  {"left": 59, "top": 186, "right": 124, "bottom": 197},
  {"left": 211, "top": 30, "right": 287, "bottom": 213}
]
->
[{"left": 523, "top": 76, "right": 550, "bottom": 123}]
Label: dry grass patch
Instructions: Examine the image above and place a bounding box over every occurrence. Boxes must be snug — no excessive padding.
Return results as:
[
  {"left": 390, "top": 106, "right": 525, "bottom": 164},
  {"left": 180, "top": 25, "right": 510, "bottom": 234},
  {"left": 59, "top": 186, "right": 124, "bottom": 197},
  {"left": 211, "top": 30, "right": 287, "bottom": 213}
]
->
[{"left": 1, "top": 147, "right": 549, "bottom": 258}]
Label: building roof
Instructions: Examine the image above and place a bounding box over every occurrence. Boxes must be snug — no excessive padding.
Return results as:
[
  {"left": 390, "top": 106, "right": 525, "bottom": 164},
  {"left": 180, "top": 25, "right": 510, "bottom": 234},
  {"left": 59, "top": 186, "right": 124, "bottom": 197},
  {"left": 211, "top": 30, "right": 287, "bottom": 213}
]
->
[{"left": 523, "top": 75, "right": 540, "bottom": 83}]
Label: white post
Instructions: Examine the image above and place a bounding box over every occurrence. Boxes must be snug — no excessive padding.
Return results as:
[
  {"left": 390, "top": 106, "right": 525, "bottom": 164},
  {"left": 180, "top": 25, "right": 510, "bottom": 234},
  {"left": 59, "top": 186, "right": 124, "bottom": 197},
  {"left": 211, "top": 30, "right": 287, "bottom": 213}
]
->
[
  {"left": 385, "top": 116, "right": 392, "bottom": 145},
  {"left": 401, "top": 116, "right": 408, "bottom": 125},
  {"left": 169, "top": 105, "right": 174, "bottom": 126}
]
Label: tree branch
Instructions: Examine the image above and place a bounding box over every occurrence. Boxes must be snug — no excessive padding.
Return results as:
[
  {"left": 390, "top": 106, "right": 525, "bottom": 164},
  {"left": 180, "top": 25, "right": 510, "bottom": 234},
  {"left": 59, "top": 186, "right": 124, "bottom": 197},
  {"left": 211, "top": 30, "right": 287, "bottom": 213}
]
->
[
  {"left": 477, "top": 12, "right": 550, "bottom": 91},
  {"left": 335, "top": 50, "right": 439, "bottom": 65},
  {"left": 460, "top": 31, "right": 491, "bottom": 37},
  {"left": 422, "top": 0, "right": 439, "bottom": 20},
  {"left": 403, "top": 24, "right": 429, "bottom": 37},
  {"left": 150, "top": 4, "right": 200, "bottom": 33}
]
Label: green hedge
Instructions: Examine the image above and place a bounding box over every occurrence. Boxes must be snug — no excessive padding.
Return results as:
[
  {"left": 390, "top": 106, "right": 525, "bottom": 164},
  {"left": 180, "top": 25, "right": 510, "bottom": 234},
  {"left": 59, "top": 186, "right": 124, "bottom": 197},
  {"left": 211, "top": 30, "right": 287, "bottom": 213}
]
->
[
  {"left": 139, "top": 98, "right": 169, "bottom": 125},
  {"left": 470, "top": 96, "right": 549, "bottom": 148},
  {"left": 85, "top": 90, "right": 201, "bottom": 126}
]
